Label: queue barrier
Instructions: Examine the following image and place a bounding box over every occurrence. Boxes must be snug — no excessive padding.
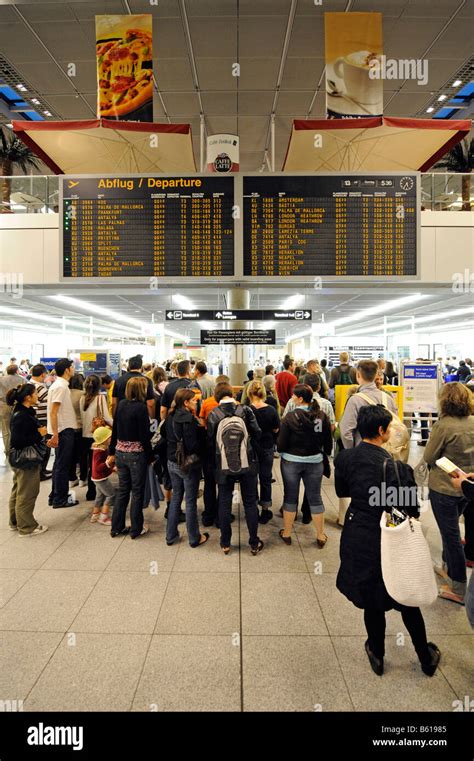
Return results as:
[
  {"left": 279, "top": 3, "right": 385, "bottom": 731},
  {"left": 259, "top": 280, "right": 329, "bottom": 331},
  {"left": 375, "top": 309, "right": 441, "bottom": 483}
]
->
[{"left": 335, "top": 385, "right": 404, "bottom": 422}]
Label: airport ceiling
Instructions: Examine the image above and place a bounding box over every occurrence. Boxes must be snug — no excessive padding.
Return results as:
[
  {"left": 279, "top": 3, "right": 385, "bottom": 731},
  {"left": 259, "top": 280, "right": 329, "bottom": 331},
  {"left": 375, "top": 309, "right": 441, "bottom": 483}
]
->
[
  {"left": 5, "top": 284, "right": 473, "bottom": 343},
  {"left": 0, "top": 0, "right": 473, "bottom": 171}
]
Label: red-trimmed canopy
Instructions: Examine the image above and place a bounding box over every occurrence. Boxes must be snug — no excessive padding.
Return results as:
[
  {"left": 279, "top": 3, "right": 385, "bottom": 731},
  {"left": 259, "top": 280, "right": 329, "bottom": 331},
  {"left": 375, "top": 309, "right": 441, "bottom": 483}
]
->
[
  {"left": 283, "top": 117, "right": 471, "bottom": 172},
  {"left": 12, "top": 119, "right": 196, "bottom": 174}
]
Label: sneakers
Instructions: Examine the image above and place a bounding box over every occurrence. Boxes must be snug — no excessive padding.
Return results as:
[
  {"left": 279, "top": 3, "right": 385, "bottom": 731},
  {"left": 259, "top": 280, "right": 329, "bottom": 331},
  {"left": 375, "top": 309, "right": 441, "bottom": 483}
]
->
[
  {"left": 8, "top": 524, "right": 17, "bottom": 531},
  {"left": 19, "top": 525, "right": 49, "bottom": 537},
  {"left": 69, "top": 479, "right": 79, "bottom": 487},
  {"left": 365, "top": 640, "right": 384, "bottom": 676},
  {"left": 52, "top": 499, "right": 79, "bottom": 509},
  {"left": 98, "top": 513, "right": 111, "bottom": 526},
  {"left": 421, "top": 643, "right": 441, "bottom": 676},
  {"left": 90, "top": 511, "right": 100, "bottom": 523}
]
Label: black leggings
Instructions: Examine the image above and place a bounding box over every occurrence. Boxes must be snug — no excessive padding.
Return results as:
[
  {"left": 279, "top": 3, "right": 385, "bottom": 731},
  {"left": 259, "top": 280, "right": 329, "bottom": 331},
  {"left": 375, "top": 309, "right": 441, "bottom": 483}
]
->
[{"left": 364, "top": 607, "right": 430, "bottom": 663}]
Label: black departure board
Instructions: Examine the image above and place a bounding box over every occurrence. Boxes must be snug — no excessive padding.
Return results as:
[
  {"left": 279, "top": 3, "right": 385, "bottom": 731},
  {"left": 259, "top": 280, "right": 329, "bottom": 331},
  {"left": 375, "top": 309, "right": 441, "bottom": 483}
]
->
[
  {"left": 243, "top": 175, "right": 418, "bottom": 277},
  {"left": 61, "top": 176, "right": 234, "bottom": 278}
]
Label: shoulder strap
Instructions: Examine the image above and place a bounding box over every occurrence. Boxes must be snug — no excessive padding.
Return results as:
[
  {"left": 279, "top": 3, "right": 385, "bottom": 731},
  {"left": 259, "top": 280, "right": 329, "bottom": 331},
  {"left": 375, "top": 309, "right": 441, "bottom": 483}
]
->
[{"left": 357, "top": 392, "right": 376, "bottom": 406}]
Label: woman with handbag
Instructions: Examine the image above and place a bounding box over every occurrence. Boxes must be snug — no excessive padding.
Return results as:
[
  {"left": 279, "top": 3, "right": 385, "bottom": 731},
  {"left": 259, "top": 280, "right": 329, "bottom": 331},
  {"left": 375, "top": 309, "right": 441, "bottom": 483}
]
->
[
  {"left": 277, "top": 384, "right": 333, "bottom": 547},
  {"left": 162, "top": 388, "right": 209, "bottom": 548},
  {"left": 79, "top": 374, "right": 113, "bottom": 502},
  {"left": 335, "top": 404, "right": 440, "bottom": 677},
  {"left": 7, "top": 383, "right": 48, "bottom": 536}
]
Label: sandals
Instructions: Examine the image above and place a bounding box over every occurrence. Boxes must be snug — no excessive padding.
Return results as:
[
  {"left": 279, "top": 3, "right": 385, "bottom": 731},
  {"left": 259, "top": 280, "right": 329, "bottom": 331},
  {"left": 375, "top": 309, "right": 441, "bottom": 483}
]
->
[
  {"left": 316, "top": 534, "right": 328, "bottom": 548},
  {"left": 190, "top": 532, "right": 210, "bottom": 548},
  {"left": 438, "top": 585, "right": 465, "bottom": 605},
  {"left": 279, "top": 529, "right": 291, "bottom": 546},
  {"left": 250, "top": 539, "right": 264, "bottom": 556}
]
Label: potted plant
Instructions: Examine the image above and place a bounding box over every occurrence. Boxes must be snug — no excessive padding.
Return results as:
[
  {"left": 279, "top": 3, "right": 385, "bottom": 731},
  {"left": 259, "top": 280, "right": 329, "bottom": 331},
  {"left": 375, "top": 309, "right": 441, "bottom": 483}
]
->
[{"left": 0, "top": 127, "right": 42, "bottom": 213}]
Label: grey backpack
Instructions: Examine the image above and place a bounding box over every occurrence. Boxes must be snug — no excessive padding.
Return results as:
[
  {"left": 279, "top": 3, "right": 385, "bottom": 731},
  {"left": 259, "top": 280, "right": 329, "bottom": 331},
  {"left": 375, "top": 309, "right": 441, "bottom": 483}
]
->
[{"left": 215, "top": 408, "right": 250, "bottom": 476}]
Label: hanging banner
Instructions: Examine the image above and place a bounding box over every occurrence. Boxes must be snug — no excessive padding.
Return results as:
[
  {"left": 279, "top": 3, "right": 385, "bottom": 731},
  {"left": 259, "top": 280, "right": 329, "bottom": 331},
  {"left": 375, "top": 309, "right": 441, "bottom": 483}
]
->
[
  {"left": 95, "top": 14, "right": 153, "bottom": 122},
  {"left": 207, "top": 134, "right": 239, "bottom": 173},
  {"left": 325, "top": 12, "right": 383, "bottom": 120}
]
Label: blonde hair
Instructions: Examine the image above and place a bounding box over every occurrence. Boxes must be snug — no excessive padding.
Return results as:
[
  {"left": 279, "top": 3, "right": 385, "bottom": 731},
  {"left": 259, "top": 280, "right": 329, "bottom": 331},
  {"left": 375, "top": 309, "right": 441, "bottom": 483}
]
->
[
  {"left": 247, "top": 380, "right": 266, "bottom": 401},
  {"left": 340, "top": 351, "right": 349, "bottom": 364},
  {"left": 439, "top": 382, "right": 473, "bottom": 418}
]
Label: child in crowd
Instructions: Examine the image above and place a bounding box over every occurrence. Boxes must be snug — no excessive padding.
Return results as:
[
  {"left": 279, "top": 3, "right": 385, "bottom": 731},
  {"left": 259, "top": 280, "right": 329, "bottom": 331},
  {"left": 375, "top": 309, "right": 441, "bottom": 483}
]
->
[{"left": 90, "top": 426, "right": 116, "bottom": 525}]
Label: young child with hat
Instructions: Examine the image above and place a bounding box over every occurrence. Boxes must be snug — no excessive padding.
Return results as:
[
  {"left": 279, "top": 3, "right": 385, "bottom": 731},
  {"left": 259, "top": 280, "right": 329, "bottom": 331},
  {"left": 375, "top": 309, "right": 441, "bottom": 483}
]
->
[{"left": 90, "top": 426, "right": 115, "bottom": 525}]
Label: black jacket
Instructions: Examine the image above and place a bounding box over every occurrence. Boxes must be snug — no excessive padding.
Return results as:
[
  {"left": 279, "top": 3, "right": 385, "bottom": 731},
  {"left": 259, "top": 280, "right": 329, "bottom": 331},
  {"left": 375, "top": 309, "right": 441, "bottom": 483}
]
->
[
  {"left": 277, "top": 408, "right": 332, "bottom": 458},
  {"left": 162, "top": 408, "right": 204, "bottom": 463},
  {"left": 10, "top": 404, "right": 42, "bottom": 450},
  {"left": 110, "top": 399, "right": 152, "bottom": 460},
  {"left": 335, "top": 442, "right": 419, "bottom": 611}
]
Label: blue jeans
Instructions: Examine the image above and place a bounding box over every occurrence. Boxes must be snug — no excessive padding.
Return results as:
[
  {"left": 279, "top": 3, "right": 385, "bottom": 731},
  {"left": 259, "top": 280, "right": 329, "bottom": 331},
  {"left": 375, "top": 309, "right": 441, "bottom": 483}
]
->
[
  {"left": 429, "top": 489, "right": 467, "bottom": 596},
  {"left": 51, "top": 427, "right": 75, "bottom": 506},
  {"left": 255, "top": 446, "right": 274, "bottom": 508},
  {"left": 218, "top": 472, "right": 259, "bottom": 549},
  {"left": 112, "top": 451, "right": 148, "bottom": 537},
  {"left": 281, "top": 459, "right": 324, "bottom": 514},
  {"left": 167, "top": 460, "right": 201, "bottom": 546}
]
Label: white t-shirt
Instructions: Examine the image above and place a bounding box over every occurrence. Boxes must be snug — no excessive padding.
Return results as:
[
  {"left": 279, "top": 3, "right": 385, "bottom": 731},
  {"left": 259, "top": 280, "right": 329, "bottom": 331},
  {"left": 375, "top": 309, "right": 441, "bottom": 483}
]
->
[{"left": 47, "top": 376, "right": 77, "bottom": 434}]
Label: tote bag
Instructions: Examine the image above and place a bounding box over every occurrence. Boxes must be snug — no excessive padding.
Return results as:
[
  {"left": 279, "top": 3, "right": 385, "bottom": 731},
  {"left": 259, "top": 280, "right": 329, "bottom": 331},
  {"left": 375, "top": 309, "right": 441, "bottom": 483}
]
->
[{"left": 380, "top": 513, "right": 438, "bottom": 607}]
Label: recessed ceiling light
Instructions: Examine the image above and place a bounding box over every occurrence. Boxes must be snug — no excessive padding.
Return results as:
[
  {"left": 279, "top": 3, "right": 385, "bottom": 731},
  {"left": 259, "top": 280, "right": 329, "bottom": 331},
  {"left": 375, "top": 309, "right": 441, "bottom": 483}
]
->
[
  {"left": 31, "top": 98, "right": 40, "bottom": 105},
  {"left": 16, "top": 84, "right": 27, "bottom": 91},
  {"left": 426, "top": 107, "right": 434, "bottom": 113},
  {"left": 437, "top": 94, "right": 447, "bottom": 101},
  {"left": 452, "top": 80, "right": 462, "bottom": 87},
  {"left": 43, "top": 110, "right": 52, "bottom": 116}
]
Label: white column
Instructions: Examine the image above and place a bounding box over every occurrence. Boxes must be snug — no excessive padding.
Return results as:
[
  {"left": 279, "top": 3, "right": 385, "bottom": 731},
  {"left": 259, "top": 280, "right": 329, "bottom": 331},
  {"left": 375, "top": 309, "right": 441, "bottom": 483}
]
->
[{"left": 226, "top": 288, "right": 250, "bottom": 385}]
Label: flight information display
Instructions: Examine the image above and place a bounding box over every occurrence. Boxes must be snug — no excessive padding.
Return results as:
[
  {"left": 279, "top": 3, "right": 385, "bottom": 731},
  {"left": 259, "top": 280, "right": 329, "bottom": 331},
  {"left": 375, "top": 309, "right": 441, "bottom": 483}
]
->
[
  {"left": 243, "top": 174, "right": 418, "bottom": 277},
  {"left": 61, "top": 176, "right": 234, "bottom": 278}
]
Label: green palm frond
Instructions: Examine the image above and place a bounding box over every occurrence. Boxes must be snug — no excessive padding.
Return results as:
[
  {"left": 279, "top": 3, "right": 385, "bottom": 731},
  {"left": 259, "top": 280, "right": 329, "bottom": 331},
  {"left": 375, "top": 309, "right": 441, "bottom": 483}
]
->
[{"left": 0, "top": 127, "right": 42, "bottom": 173}]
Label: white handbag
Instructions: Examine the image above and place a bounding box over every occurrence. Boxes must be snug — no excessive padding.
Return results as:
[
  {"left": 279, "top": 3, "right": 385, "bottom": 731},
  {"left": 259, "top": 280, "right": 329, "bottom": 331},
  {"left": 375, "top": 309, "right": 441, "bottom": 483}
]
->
[{"left": 380, "top": 512, "right": 438, "bottom": 607}]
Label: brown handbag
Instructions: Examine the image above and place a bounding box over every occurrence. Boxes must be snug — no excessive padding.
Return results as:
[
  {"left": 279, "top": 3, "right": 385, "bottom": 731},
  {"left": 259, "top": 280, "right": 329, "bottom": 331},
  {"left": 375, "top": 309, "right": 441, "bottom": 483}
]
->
[{"left": 91, "top": 395, "right": 107, "bottom": 432}]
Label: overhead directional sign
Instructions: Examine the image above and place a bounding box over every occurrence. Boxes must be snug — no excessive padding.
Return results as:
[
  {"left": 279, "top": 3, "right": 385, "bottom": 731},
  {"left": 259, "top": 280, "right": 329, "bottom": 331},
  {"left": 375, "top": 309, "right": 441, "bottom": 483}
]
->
[
  {"left": 166, "top": 309, "right": 312, "bottom": 321},
  {"left": 201, "top": 329, "right": 276, "bottom": 345}
]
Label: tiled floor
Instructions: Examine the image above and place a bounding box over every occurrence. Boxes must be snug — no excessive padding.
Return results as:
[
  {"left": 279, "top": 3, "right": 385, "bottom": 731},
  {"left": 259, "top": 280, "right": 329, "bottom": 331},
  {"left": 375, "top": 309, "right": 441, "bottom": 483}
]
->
[{"left": 0, "top": 446, "right": 472, "bottom": 713}]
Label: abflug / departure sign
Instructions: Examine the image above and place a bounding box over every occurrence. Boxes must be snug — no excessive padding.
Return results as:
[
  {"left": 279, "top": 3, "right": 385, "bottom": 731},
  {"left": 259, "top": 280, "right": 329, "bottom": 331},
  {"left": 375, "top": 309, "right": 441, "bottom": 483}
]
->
[
  {"left": 62, "top": 176, "right": 234, "bottom": 278},
  {"left": 243, "top": 174, "right": 418, "bottom": 277}
]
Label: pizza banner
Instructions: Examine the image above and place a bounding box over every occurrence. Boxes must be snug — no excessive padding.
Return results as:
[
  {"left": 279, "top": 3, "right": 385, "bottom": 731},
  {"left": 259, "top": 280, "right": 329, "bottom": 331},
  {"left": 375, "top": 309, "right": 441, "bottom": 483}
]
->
[
  {"left": 207, "top": 134, "right": 239, "bottom": 173},
  {"left": 95, "top": 14, "right": 153, "bottom": 122},
  {"left": 325, "top": 12, "right": 383, "bottom": 119}
]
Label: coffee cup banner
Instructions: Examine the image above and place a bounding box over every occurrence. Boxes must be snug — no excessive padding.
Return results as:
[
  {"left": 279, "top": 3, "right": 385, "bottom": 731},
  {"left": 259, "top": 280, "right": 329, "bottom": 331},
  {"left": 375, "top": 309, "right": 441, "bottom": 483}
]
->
[{"left": 325, "top": 12, "right": 383, "bottom": 119}]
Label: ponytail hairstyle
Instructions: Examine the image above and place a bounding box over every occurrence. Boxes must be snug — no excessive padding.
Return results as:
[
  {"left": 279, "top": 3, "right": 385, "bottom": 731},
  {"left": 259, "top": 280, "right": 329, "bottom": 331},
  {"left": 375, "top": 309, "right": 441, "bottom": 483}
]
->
[
  {"left": 293, "top": 383, "right": 320, "bottom": 418},
  {"left": 6, "top": 383, "right": 36, "bottom": 408},
  {"left": 83, "top": 374, "right": 101, "bottom": 410},
  {"left": 170, "top": 387, "right": 196, "bottom": 415}
]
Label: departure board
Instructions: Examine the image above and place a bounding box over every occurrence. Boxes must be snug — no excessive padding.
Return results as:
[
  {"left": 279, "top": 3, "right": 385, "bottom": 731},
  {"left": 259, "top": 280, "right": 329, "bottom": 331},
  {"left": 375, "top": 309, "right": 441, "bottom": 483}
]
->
[
  {"left": 243, "top": 175, "right": 418, "bottom": 277},
  {"left": 61, "top": 175, "right": 234, "bottom": 278}
]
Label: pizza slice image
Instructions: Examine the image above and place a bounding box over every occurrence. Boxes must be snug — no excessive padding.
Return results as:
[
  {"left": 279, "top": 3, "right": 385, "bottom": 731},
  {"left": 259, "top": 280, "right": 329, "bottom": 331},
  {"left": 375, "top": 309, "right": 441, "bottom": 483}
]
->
[{"left": 97, "top": 28, "right": 153, "bottom": 118}]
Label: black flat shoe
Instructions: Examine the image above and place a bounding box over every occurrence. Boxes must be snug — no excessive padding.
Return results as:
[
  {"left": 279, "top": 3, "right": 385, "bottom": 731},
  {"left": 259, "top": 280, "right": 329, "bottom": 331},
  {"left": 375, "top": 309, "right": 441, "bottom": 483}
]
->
[
  {"left": 259, "top": 509, "right": 273, "bottom": 524},
  {"left": 365, "top": 640, "right": 384, "bottom": 676},
  {"left": 279, "top": 528, "right": 291, "bottom": 545},
  {"left": 421, "top": 642, "right": 441, "bottom": 676},
  {"left": 110, "top": 527, "right": 129, "bottom": 538},
  {"left": 190, "top": 532, "right": 210, "bottom": 548},
  {"left": 250, "top": 539, "right": 264, "bottom": 555}
]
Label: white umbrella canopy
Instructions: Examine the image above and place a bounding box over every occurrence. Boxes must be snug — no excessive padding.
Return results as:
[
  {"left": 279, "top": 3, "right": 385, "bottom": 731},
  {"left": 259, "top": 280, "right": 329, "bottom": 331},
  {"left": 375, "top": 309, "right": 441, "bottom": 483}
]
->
[
  {"left": 12, "top": 119, "right": 196, "bottom": 175},
  {"left": 283, "top": 117, "right": 471, "bottom": 172}
]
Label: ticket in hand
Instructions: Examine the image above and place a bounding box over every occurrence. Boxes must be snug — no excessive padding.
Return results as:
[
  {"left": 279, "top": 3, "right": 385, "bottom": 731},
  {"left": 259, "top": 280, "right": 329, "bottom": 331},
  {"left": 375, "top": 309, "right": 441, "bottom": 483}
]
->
[{"left": 435, "top": 457, "right": 466, "bottom": 477}]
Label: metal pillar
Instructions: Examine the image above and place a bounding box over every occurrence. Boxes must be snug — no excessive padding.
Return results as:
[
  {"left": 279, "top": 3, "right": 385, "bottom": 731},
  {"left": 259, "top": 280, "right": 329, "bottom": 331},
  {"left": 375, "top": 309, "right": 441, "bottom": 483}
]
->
[{"left": 226, "top": 288, "right": 250, "bottom": 386}]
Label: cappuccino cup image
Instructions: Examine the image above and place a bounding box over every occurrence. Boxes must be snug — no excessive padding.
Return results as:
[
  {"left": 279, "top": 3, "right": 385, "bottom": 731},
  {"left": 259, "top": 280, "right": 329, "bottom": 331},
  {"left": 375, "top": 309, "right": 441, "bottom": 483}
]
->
[{"left": 333, "top": 50, "right": 381, "bottom": 105}]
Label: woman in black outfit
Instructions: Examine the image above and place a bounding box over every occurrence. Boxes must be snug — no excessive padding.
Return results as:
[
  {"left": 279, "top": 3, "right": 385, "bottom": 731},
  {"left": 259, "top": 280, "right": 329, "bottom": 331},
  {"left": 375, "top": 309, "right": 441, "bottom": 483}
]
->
[
  {"left": 107, "top": 376, "right": 152, "bottom": 539},
  {"left": 162, "top": 388, "right": 209, "bottom": 547},
  {"left": 335, "top": 404, "right": 440, "bottom": 677},
  {"left": 7, "top": 383, "right": 48, "bottom": 536},
  {"left": 247, "top": 380, "right": 280, "bottom": 523}
]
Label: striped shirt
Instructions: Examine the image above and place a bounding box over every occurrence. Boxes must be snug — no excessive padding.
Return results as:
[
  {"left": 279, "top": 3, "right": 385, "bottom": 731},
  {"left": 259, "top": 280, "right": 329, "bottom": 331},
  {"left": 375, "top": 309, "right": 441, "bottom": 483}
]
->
[{"left": 32, "top": 380, "right": 48, "bottom": 424}]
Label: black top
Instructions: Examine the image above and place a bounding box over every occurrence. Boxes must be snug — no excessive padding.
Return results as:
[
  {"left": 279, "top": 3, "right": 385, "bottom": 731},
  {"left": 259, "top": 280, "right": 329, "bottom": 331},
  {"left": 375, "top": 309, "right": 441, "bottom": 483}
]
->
[
  {"left": 250, "top": 404, "right": 280, "bottom": 449},
  {"left": 277, "top": 408, "right": 332, "bottom": 457},
  {"left": 265, "top": 394, "right": 279, "bottom": 413},
  {"left": 162, "top": 407, "right": 203, "bottom": 463},
  {"left": 10, "top": 404, "right": 42, "bottom": 450},
  {"left": 334, "top": 442, "right": 419, "bottom": 611},
  {"left": 110, "top": 399, "right": 152, "bottom": 460},
  {"left": 160, "top": 377, "right": 192, "bottom": 410},
  {"left": 112, "top": 371, "right": 154, "bottom": 403}
]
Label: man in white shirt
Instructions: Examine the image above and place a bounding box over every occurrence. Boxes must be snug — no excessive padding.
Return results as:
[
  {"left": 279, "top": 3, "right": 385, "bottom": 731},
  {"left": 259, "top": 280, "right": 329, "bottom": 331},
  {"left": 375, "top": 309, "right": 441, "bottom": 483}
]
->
[{"left": 47, "top": 358, "right": 79, "bottom": 508}]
